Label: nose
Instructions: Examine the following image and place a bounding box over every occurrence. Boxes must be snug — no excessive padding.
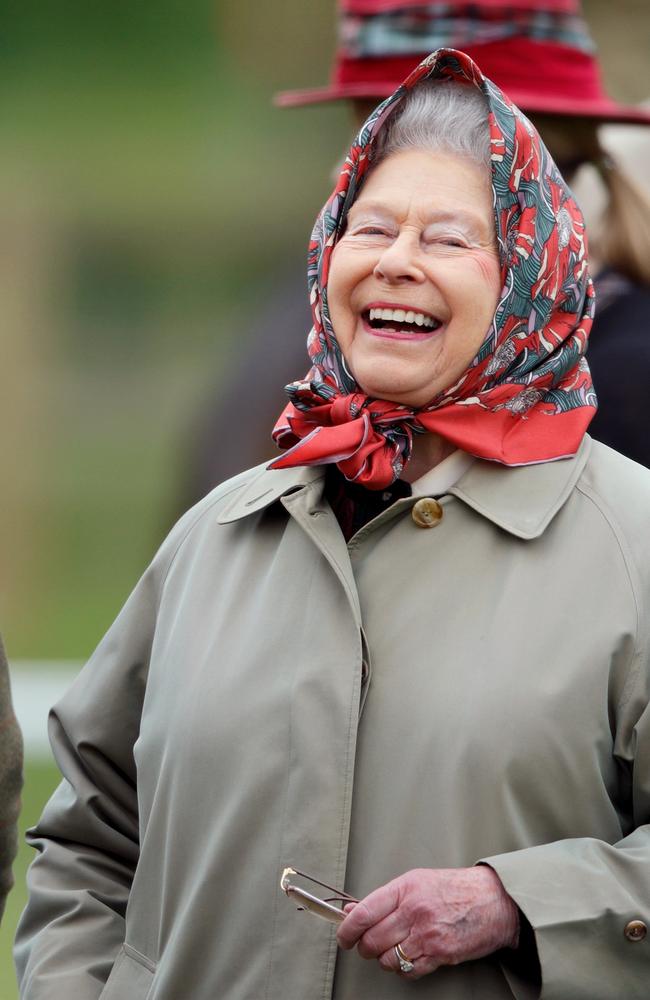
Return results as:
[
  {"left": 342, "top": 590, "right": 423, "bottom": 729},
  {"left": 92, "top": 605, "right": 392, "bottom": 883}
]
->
[{"left": 373, "top": 232, "right": 425, "bottom": 284}]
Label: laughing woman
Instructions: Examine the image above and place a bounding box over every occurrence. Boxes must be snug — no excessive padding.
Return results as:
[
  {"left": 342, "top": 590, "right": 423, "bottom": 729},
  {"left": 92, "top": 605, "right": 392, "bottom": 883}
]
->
[{"left": 15, "top": 50, "right": 650, "bottom": 1000}]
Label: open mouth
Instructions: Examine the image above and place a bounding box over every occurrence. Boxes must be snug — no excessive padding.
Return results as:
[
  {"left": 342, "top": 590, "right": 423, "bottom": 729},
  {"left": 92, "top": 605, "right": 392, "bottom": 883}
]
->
[{"left": 362, "top": 306, "right": 442, "bottom": 336}]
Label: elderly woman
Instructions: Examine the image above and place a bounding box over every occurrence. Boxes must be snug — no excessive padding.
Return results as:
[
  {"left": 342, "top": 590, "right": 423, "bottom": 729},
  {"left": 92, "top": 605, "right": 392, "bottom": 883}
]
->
[{"left": 15, "top": 50, "right": 650, "bottom": 1000}]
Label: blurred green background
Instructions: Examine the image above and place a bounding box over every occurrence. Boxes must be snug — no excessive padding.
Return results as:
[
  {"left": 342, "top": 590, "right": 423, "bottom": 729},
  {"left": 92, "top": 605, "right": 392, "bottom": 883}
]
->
[
  {"left": 1, "top": 1, "right": 649, "bottom": 996},
  {"left": 1, "top": 0, "right": 351, "bottom": 662}
]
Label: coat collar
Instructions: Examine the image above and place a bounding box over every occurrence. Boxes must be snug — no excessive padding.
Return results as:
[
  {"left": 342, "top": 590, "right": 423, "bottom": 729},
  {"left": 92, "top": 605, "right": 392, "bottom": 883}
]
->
[
  {"left": 216, "top": 464, "right": 326, "bottom": 524},
  {"left": 216, "top": 436, "right": 592, "bottom": 540},
  {"left": 448, "top": 435, "right": 592, "bottom": 539}
]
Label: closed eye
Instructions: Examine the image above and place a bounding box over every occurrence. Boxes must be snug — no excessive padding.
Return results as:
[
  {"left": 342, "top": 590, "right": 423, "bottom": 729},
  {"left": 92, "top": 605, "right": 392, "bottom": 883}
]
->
[
  {"left": 352, "top": 227, "right": 391, "bottom": 237},
  {"left": 428, "top": 236, "right": 467, "bottom": 248}
]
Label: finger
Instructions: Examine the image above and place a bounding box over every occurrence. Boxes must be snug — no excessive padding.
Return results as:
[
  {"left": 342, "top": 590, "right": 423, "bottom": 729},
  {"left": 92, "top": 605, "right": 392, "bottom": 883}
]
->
[
  {"left": 356, "top": 910, "right": 408, "bottom": 960},
  {"left": 378, "top": 945, "right": 402, "bottom": 974},
  {"left": 337, "top": 881, "right": 400, "bottom": 950}
]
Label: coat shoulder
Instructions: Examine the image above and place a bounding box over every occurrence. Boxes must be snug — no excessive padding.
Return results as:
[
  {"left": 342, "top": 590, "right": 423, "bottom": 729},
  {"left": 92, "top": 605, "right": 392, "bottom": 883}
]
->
[
  {"left": 577, "top": 439, "right": 650, "bottom": 585},
  {"left": 181, "top": 461, "right": 269, "bottom": 520},
  {"left": 151, "top": 462, "right": 271, "bottom": 577},
  {"left": 579, "top": 439, "right": 650, "bottom": 523}
]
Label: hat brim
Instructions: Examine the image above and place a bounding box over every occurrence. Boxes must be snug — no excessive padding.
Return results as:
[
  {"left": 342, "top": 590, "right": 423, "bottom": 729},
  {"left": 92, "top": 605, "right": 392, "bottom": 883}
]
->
[{"left": 275, "top": 82, "right": 650, "bottom": 126}]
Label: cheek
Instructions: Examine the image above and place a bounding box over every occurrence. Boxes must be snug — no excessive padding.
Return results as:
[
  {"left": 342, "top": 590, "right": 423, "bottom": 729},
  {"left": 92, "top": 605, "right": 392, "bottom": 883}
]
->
[
  {"left": 451, "top": 254, "right": 501, "bottom": 335},
  {"left": 326, "top": 249, "right": 365, "bottom": 328},
  {"left": 326, "top": 264, "right": 354, "bottom": 350},
  {"left": 327, "top": 248, "right": 352, "bottom": 306},
  {"left": 439, "top": 251, "right": 501, "bottom": 305},
  {"left": 443, "top": 257, "right": 501, "bottom": 359},
  {"left": 471, "top": 251, "right": 502, "bottom": 299}
]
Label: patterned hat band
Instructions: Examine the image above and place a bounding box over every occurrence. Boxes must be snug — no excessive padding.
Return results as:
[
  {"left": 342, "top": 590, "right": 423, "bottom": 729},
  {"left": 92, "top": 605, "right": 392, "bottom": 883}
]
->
[
  {"left": 340, "top": 5, "right": 594, "bottom": 59},
  {"left": 343, "top": 0, "right": 580, "bottom": 9}
]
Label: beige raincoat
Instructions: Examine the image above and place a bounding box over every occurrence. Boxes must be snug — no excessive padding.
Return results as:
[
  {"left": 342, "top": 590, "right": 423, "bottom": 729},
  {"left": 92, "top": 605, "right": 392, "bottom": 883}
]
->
[{"left": 15, "top": 436, "right": 650, "bottom": 999}]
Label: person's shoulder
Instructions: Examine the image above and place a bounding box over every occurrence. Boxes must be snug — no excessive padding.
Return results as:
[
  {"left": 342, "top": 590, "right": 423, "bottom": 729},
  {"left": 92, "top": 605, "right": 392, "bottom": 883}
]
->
[
  {"left": 154, "top": 462, "right": 271, "bottom": 566},
  {"left": 576, "top": 438, "right": 650, "bottom": 564},
  {"left": 580, "top": 437, "right": 650, "bottom": 501}
]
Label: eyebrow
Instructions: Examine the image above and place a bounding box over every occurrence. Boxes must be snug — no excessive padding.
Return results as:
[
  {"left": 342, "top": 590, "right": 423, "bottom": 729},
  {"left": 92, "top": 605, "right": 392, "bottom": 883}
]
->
[{"left": 347, "top": 199, "right": 487, "bottom": 231}]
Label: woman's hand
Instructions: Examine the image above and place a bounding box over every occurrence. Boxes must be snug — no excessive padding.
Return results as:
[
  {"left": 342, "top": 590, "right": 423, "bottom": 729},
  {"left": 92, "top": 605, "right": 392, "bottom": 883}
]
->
[{"left": 336, "top": 866, "right": 520, "bottom": 980}]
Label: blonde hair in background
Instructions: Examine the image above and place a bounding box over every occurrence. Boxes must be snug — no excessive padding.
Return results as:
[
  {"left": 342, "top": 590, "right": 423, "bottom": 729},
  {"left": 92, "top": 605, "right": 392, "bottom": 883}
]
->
[{"left": 597, "top": 154, "right": 650, "bottom": 286}]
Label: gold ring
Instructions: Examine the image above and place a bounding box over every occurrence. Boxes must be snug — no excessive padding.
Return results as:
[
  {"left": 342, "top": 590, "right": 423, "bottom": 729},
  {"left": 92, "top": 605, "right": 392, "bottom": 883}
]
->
[{"left": 394, "top": 942, "right": 415, "bottom": 974}]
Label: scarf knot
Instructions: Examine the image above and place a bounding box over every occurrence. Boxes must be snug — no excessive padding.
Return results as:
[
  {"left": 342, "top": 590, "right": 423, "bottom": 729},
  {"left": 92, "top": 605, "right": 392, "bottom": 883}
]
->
[{"left": 272, "top": 392, "right": 414, "bottom": 489}]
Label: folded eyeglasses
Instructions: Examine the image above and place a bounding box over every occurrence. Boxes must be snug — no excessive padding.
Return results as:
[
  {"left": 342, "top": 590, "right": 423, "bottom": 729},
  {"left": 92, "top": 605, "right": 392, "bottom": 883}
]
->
[{"left": 280, "top": 867, "right": 359, "bottom": 924}]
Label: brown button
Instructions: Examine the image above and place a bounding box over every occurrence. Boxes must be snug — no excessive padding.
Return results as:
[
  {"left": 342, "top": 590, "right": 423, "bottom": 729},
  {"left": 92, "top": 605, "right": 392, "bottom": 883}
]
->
[
  {"left": 411, "top": 497, "right": 443, "bottom": 529},
  {"left": 624, "top": 920, "right": 647, "bottom": 942}
]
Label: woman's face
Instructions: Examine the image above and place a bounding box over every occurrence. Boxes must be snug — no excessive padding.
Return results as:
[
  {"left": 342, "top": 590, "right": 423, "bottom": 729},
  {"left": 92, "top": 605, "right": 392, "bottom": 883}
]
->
[{"left": 327, "top": 148, "right": 502, "bottom": 408}]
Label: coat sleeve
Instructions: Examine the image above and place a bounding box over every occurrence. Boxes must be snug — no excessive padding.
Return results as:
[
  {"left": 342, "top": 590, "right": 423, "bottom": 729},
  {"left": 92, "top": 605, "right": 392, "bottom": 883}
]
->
[
  {"left": 481, "top": 650, "right": 650, "bottom": 1000},
  {"left": 0, "top": 635, "right": 23, "bottom": 921},
  {"left": 14, "top": 507, "right": 203, "bottom": 1000}
]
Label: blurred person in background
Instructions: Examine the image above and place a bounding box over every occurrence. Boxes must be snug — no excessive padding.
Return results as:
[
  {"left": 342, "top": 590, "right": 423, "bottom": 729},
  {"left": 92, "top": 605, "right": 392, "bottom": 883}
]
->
[
  {"left": 14, "top": 48, "right": 650, "bottom": 999},
  {"left": 532, "top": 111, "right": 650, "bottom": 462},
  {"left": 0, "top": 637, "right": 23, "bottom": 922},
  {"left": 181, "top": 0, "right": 650, "bottom": 508}
]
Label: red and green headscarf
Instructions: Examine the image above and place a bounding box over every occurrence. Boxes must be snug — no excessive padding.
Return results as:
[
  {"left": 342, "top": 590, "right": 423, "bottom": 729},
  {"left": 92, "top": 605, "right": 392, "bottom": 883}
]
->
[{"left": 270, "top": 48, "right": 596, "bottom": 490}]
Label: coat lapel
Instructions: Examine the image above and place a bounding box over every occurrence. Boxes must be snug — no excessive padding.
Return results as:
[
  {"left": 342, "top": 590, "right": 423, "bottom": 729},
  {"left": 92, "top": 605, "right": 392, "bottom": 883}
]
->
[{"left": 217, "top": 461, "right": 361, "bottom": 625}]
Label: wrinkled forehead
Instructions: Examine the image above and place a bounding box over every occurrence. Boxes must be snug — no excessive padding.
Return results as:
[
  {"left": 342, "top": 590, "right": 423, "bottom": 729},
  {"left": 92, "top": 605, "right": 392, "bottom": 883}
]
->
[{"left": 346, "top": 149, "right": 496, "bottom": 244}]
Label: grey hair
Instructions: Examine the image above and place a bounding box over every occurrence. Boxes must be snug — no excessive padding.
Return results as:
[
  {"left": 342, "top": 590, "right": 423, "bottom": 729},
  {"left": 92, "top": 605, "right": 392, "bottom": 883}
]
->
[{"left": 373, "top": 79, "right": 491, "bottom": 172}]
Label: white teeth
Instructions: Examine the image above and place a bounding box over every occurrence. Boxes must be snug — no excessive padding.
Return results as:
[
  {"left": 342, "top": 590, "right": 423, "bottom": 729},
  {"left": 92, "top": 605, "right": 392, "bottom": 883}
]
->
[{"left": 368, "top": 307, "right": 437, "bottom": 327}]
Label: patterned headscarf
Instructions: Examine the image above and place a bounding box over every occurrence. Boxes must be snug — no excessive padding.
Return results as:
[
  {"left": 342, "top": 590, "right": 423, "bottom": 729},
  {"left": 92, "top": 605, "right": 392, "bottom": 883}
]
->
[{"left": 270, "top": 48, "right": 596, "bottom": 490}]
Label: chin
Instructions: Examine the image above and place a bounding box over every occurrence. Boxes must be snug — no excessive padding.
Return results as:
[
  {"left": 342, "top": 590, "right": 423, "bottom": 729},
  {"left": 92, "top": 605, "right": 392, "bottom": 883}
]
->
[
  {"left": 358, "top": 381, "right": 427, "bottom": 407},
  {"left": 352, "top": 364, "right": 421, "bottom": 406}
]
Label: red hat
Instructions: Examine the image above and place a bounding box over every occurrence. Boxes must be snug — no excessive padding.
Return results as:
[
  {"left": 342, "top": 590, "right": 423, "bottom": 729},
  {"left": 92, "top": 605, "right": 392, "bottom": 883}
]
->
[{"left": 275, "top": 0, "right": 650, "bottom": 125}]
